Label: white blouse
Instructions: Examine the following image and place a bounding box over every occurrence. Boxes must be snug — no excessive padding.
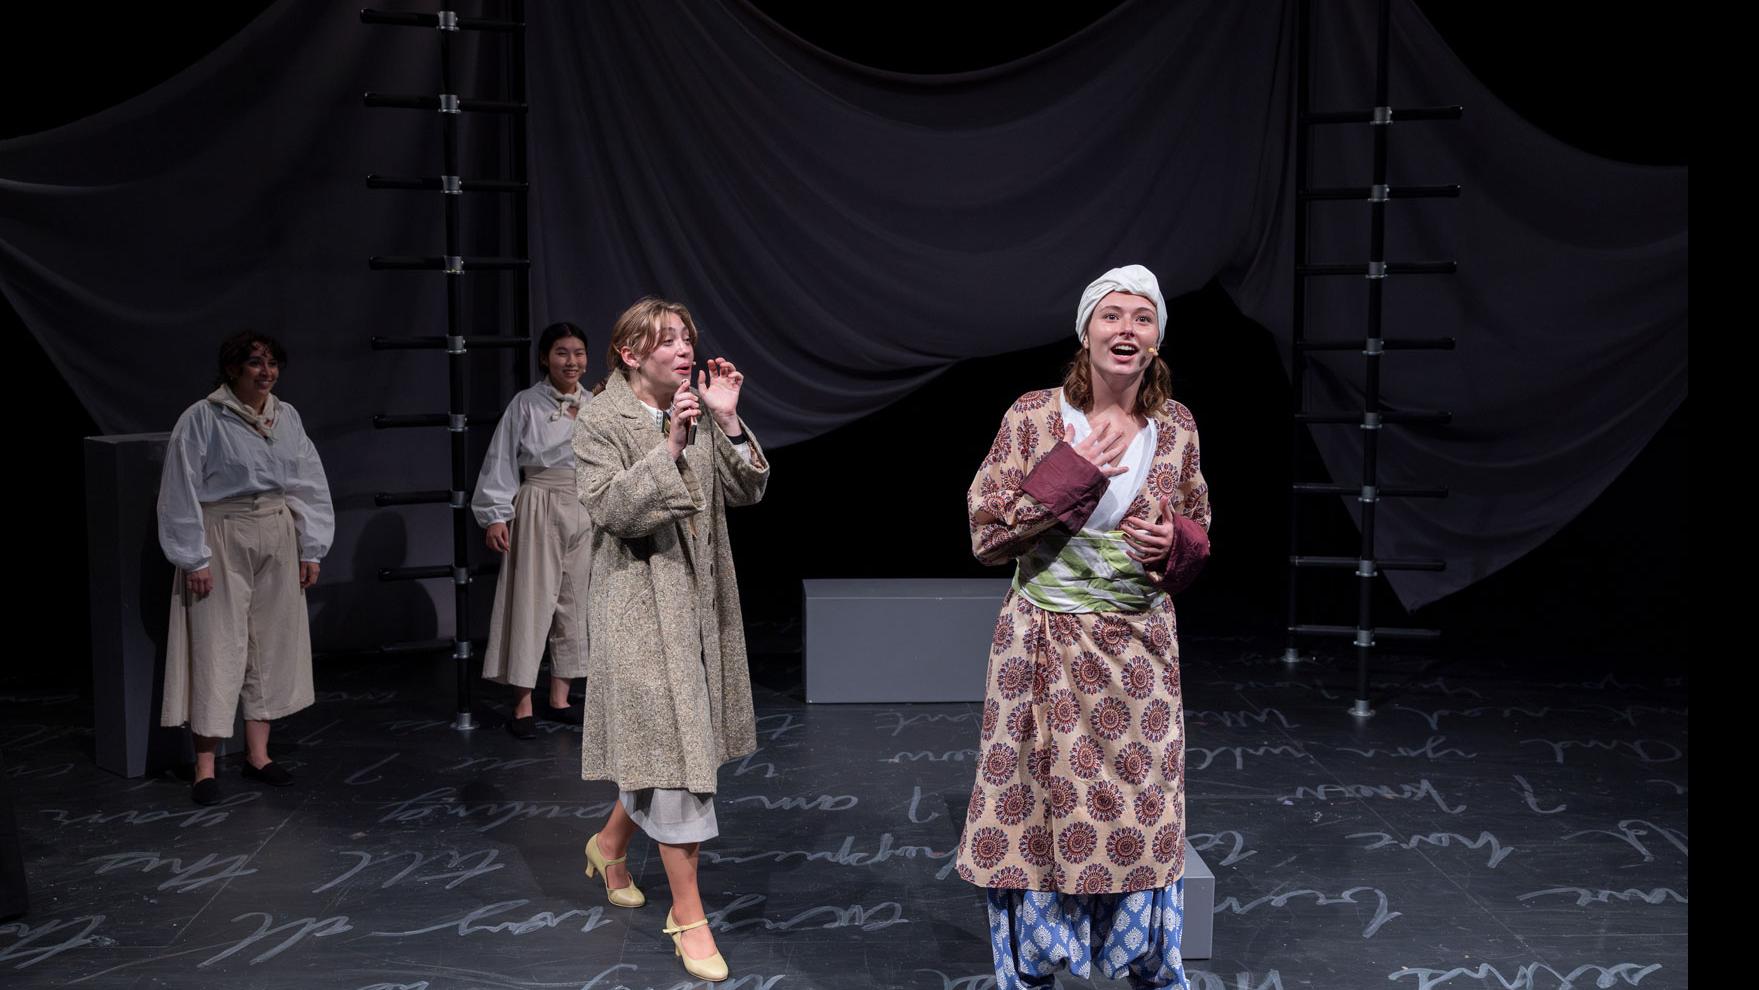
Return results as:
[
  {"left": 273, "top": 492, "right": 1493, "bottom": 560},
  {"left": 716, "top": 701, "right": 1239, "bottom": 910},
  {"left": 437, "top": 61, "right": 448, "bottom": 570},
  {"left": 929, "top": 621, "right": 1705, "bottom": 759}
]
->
[
  {"left": 156, "top": 397, "right": 335, "bottom": 572},
  {"left": 471, "top": 380, "right": 592, "bottom": 526},
  {"left": 1057, "top": 390, "right": 1157, "bottom": 532}
]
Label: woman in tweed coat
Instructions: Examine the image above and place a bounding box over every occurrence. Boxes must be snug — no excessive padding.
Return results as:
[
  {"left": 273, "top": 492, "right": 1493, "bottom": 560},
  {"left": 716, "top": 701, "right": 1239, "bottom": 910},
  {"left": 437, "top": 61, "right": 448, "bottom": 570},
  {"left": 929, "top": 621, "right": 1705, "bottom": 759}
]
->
[{"left": 572, "top": 296, "right": 768, "bottom": 983}]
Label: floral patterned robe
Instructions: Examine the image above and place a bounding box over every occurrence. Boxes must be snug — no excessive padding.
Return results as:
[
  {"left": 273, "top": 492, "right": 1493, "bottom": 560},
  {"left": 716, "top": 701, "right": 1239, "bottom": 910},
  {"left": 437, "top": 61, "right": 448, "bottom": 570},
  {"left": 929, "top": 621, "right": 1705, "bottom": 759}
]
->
[{"left": 954, "top": 388, "right": 1212, "bottom": 895}]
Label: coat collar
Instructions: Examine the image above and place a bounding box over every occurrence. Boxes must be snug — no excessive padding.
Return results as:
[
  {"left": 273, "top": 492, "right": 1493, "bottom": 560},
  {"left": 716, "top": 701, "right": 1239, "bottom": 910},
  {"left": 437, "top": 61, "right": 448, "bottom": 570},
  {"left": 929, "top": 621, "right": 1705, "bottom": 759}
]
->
[{"left": 602, "top": 372, "right": 661, "bottom": 432}]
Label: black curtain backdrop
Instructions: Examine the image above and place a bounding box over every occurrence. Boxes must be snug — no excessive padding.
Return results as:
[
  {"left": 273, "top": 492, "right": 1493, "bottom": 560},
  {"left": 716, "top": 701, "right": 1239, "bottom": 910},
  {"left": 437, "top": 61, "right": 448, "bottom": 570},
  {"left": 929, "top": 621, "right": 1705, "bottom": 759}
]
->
[{"left": 0, "top": 2, "right": 1686, "bottom": 657}]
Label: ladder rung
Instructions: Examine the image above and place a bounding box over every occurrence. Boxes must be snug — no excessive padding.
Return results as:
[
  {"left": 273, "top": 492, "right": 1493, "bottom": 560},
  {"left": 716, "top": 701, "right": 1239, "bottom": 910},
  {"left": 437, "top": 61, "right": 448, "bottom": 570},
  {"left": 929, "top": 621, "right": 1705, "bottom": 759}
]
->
[
  {"left": 366, "top": 174, "right": 528, "bottom": 193},
  {"left": 1297, "top": 262, "right": 1457, "bottom": 277},
  {"left": 368, "top": 256, "right": 531, "bottom": 272},
  {"left": 1289, "top": 624, "right": 1442, "bottom": 640},
  {"left": 379, "top": 563, "right": 500, "bottom": 583},
  {"left": 374, "top": 490, "right": 452, "bottom": 507},
  {"left": 1296, "top": 411, "right": 1452, "bottom": 425},
  {"left": 1297, "top": 337, "right": 1456, "bottom": 352},
  {"left": 1290, "top": 557, "right": 1447, "bottom": 571},
  {"left": 1299, "top": 184, "right": 1460, "bottom": 201},
  {"left": 1385, "top": 559, "right": 1446, "bottom": 572},
  {"left": 372, "top": 414, "right": 499, "bottom": 430},
  {"left": 370, "top": 335, "right": 533, "bottom": 351},
  {"left": 1291, "top": 484, "right": 1449, "bottom": 498},
  {"left": 360, "top": 9, "right": 524, "bottom": 31},
  {"left": 376, "top": 638, "right": 453, "bottom": 655},
  {"left": 375, "top": 637, "right": 488, "bottom": 656},
  {"left": 1301, "top": 106, "right": 1463, "bottom": 125},
  {"left": 363, "top": 93, "right": 528, "bottom": 114}
]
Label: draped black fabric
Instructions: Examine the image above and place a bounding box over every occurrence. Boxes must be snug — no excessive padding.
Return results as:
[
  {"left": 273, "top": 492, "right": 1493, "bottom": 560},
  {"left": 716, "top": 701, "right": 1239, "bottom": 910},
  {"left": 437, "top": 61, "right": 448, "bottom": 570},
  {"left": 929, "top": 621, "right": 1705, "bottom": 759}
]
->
[{"left": 0, "top": 0, "right": 1685, "bottom": 628}]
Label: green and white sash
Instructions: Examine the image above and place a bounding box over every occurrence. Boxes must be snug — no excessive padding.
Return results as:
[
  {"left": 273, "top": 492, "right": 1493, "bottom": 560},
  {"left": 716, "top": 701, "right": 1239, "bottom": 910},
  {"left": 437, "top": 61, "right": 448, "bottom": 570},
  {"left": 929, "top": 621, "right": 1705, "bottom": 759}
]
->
[{"left": 1013, "top": 529, "right": 1157, "bottom": 613}]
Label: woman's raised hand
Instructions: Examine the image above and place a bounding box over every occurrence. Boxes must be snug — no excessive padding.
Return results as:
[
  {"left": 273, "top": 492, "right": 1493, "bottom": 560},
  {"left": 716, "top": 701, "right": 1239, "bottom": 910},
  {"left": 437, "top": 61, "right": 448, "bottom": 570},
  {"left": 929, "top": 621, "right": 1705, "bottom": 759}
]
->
[
  {"left": 1065, "top": 422, "right": 1129, "bottom": 478},
  {"left": 698, "top": 357, "right": 743, "bottom": 426},
  {"left": 1122, "top": 494, "right": 1176, "bottom": 564},
  {"left": 666, "top": 377, "right": 702, "bottom": 461}
]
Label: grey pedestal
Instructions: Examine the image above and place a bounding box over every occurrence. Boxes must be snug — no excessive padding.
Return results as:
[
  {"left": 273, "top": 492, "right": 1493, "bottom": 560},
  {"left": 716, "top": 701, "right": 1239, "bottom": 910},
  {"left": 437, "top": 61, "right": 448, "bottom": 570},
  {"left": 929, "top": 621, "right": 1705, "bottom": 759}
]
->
[
  {"left": 1181, "top": 839, "right": 1214, "bottom": 959},
  {"left": 84, "top": 433, "right": 232, "bottom": 778},
  {"left": 803, "top": 579, "right": 1010, "bottom": 703}
]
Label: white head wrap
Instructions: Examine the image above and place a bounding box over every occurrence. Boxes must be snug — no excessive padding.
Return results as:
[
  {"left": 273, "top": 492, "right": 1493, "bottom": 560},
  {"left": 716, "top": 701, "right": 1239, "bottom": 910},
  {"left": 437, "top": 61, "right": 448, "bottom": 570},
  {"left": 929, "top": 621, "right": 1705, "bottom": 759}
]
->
[{"left": 1075, "top": 264, "right": 1166, "bottom": 347}]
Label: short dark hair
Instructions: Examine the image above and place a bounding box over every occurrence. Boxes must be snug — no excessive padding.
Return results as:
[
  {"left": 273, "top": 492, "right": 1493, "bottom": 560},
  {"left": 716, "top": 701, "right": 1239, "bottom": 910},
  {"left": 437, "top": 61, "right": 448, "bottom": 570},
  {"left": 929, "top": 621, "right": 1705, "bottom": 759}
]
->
[
  {"left": 215, "top": 331, "right": 288, "bottom": 388},
  {"left": 535, "top": 321, "right": 590, "bottom": 375}
]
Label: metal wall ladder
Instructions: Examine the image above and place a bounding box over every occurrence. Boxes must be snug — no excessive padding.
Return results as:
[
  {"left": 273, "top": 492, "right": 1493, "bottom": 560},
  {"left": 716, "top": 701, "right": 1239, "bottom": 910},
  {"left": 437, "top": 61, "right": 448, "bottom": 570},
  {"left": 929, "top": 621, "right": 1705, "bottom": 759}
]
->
[
  {"left": 360, "top": 3, "right": 532, "bottom": 730},
  {"left": 1285, "top": 0, "right": 1461, "bottom": 718}
]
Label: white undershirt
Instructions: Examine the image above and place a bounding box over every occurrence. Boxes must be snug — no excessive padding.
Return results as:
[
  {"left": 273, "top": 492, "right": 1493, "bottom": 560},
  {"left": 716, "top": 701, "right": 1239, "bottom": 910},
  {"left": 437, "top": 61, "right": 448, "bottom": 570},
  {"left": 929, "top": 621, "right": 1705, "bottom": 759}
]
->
[
  {"left": 638, "top": 400, "right": 754, "bottom": 464},
  {"left": 1058, "top": 389, "right": 1156, "bottom": 532}
]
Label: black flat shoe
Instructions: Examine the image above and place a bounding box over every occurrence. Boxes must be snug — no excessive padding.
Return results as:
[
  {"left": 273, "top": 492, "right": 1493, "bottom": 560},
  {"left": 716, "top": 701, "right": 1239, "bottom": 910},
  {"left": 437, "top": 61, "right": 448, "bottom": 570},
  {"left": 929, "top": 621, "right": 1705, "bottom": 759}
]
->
[
  {"left": 242, "top": 761, "right": 294, "bottom": 786},
  {"left": 506, "top": 715, "right": 537, "bottom": 739},
  {"left": 191, "top": 777, "right": 221, "bottom": 806},
  {"left": 540, "top": 701, "right": 581, "bottom": 724}
]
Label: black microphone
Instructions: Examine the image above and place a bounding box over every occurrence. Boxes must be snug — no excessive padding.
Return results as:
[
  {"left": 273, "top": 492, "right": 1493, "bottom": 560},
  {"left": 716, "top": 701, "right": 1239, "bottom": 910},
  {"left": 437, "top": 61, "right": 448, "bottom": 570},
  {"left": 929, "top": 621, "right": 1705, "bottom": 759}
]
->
[{"left": 671, "top": 363, "right": 699, "bottom": 447}]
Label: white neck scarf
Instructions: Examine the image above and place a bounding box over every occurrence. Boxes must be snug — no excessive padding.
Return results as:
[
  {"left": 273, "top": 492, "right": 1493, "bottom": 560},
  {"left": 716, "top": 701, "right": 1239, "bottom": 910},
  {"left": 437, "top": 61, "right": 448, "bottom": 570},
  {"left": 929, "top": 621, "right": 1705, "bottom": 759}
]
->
[
  {"left": 540, "top": 379, "right": 586, "bottom": 421},
  {"left": 207, "top": 384, "right": 280, "bottom": 440}
]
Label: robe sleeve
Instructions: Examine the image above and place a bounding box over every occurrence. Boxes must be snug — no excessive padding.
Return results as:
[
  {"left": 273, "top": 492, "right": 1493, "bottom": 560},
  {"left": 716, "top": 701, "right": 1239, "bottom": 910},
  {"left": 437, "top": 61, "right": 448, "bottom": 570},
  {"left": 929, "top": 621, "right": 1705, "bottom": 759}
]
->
[
  {"left": 471, "top": 396, "right": 524, "bottom": 526},
  {"left": 280, "top": 406, "right": 335, "bottom": 563},
  {"left": 1152, "top": 411, "right": 1212, "bottom": 594},
  {"left": 157, "top": 405, "right": 212, "bottom": 573},
  {"left": 574, "top": 411, "right": 703, "bottom": 539},
  {"left": 713, "top": 418, "right": 769, "bottom": 509},
  {"left": 968, "top": 398, "right": 1108, "bottom": 567}
]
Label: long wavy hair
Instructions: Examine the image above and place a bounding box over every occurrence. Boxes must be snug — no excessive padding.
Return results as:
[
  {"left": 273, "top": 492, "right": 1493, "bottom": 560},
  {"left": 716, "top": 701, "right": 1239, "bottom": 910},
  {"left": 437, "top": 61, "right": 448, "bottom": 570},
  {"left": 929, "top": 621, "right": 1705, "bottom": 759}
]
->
[{"left": 1060, "top": 343, "right": 1172, "bottom": 416}]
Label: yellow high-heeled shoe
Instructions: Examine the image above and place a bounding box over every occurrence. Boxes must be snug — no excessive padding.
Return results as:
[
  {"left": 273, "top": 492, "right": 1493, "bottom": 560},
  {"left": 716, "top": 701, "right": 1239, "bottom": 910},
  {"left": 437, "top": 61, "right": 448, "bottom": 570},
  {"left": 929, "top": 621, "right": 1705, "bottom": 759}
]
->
[
  {"left": 663, "top": 909, "right": 729, "bottom": 983},
  {"left": 583, "top": 833, "right": 646, "bottom": 908}
]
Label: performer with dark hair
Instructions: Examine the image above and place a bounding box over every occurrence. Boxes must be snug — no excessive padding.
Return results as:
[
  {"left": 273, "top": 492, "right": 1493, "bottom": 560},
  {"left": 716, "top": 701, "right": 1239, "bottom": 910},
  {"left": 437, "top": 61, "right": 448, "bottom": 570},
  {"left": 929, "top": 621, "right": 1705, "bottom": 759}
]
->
[
  {"left": 956, "top": 266, "right": 1212, "bottom": 989},
  {"left": 472, "top": 321, "right": 595, "bottom": 737},
  {"left": 572, "top": 296, "right": 769, "bottom": 984},
  {"left": 157, "top": 331, "right": 333, "bottom": 806}
]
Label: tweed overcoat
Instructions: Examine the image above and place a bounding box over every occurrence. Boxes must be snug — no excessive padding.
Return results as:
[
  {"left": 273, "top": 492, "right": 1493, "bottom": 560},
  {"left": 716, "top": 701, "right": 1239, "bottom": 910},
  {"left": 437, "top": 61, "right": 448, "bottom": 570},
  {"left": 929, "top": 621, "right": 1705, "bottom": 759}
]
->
[{"left": 573, "top": 372, "right": 769, "bottom": 794}]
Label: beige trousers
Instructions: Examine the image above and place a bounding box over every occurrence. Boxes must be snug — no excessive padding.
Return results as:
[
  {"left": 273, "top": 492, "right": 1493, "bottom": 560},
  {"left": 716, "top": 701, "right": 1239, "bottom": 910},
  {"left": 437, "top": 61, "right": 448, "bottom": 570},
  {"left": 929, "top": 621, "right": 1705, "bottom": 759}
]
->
[
  {"left": 161, "top": 493, "right": 314, "bottom": 739},
  {"left": 481, "top": 467, "right": 591, "bottom": 688}
]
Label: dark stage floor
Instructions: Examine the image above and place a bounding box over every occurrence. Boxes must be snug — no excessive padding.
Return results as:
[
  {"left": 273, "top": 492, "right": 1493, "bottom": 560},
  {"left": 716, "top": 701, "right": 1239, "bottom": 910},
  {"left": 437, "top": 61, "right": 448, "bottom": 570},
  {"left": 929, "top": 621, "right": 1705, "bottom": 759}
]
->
[{"left": 1, "top": 630, "right": 1687, "bottom": 989}]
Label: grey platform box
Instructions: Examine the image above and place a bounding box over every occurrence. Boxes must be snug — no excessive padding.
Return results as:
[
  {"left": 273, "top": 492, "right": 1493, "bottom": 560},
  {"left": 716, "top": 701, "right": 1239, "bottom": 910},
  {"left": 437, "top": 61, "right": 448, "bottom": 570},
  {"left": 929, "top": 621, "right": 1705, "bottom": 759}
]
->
[
  {"left": 1181, "top": 838, "right": 1215, "bottom": 959},
  {"left": 803, "top": 579, "right": 1010, "bottom": 703}
]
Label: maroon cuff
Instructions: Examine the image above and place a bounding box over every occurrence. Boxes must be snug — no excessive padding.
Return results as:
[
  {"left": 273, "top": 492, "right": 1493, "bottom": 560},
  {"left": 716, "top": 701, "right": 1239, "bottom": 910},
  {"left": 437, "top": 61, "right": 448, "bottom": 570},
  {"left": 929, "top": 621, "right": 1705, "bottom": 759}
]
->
[
  {"left": 1155, "top": 514, "right": 1211, "bottom": 595},
  {"left": 1021, "top": 442, "right": 1108, "bottom": 533}
]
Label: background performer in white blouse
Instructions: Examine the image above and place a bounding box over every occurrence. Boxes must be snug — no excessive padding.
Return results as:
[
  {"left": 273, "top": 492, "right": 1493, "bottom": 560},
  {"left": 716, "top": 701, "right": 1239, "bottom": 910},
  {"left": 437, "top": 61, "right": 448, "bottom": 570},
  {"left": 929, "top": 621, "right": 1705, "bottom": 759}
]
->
[
  {"left": 157, "top": 331, "right": 334, "bottom": 806},
  {"left": 472, "top": 321, "right": 595, "bottom": 739}
]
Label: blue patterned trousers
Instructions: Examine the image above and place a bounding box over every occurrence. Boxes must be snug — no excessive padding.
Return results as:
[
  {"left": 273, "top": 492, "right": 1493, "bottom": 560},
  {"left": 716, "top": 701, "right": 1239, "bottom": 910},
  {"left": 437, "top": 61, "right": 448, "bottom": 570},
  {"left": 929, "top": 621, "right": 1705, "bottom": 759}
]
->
[{"left": 985, "top": 882, "right": 1189, "bottom": 989}]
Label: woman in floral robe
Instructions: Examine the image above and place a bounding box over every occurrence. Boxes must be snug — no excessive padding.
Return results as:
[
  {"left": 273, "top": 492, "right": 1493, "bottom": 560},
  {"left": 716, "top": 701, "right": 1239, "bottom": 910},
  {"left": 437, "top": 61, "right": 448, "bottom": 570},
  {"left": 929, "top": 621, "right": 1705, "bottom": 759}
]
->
[{"left": 955, "top": 265, "right": 1212, "bottom": 990}]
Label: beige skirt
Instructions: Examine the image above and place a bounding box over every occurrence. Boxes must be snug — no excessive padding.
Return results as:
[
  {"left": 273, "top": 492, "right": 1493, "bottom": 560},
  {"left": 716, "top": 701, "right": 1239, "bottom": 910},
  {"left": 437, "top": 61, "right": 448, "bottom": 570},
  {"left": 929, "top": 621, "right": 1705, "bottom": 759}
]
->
[
  {"left": 161, "top": 492, "right": 314, "bottom": 738},
  {"left": 481, "top": 467, "right": 592, "bottom": 688}
]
